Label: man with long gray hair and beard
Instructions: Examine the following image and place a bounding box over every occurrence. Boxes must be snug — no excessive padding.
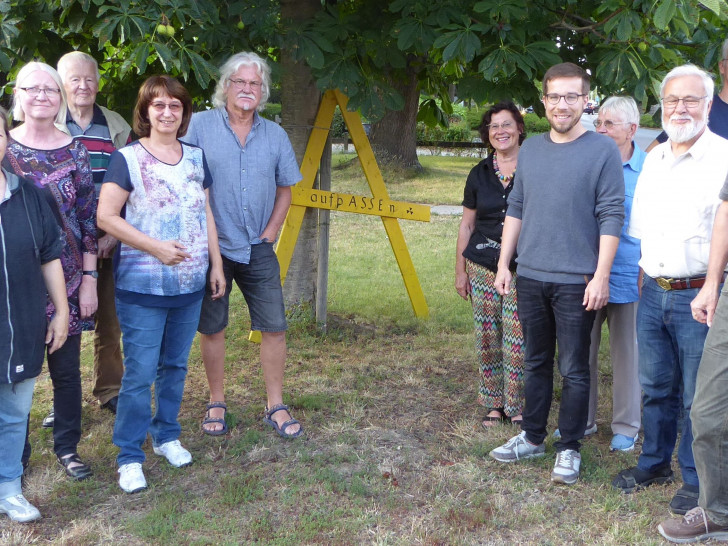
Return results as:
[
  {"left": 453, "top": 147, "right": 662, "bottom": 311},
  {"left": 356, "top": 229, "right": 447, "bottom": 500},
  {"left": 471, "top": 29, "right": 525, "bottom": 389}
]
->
[
  {"left": 184, "top": 52, "right": 303, "bottom": 439},
  {"left": 612, "top": 64, "right": 728, "bottom": 516}
]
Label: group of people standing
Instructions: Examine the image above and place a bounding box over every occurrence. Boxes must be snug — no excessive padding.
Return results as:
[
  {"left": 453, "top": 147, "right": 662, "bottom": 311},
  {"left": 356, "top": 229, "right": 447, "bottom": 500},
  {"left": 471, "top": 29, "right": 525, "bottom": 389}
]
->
[
  {"left": 0, "top": 50, "right": 302, "bottom": 522},
  {"left": 458, "top": 51, "right": 728, "bottom": 543}
]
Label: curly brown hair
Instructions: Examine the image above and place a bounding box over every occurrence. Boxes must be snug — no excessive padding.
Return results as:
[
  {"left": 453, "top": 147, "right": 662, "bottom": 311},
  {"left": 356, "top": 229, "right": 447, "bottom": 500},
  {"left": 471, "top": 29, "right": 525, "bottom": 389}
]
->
[{"left": 477, "top": 101, "right": 526, "bottom": 154}]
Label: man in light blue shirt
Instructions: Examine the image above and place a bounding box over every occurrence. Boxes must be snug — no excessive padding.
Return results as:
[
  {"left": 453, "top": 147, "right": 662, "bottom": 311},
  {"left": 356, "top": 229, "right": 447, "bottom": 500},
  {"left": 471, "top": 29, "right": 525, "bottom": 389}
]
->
[
  {"left": 185, "top": 52, "right": 303, "bottom": 439},
  {"left": 587, "top": 96, "right": 645, "bottom": 452}
]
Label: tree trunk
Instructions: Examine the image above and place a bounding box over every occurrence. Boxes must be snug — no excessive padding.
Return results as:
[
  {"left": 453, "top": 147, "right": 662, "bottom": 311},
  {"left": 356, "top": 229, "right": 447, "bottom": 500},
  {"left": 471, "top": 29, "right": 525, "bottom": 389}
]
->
[
  {"left": 369, "top": 67, "right": 422, "bottom": 170},
  {"left": 280, "top": 0, "right": 322, "bottom": 310}
]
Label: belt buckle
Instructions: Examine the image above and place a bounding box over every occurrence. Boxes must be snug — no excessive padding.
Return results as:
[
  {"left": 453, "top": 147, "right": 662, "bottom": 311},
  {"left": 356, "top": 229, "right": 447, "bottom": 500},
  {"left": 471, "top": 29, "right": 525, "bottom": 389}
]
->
[{"left": 656, "top": 277, "right": 673, "bottom": 291}]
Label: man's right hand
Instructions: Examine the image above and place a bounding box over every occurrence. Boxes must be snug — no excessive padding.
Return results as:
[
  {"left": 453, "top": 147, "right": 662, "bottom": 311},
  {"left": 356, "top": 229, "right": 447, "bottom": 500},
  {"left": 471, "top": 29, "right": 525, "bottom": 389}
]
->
[
  {"left": 691, "top": 284, "right": 720, "bottom": 326},
  {"left": 494, "top": 266, "right": 512, "bottom": 296}
]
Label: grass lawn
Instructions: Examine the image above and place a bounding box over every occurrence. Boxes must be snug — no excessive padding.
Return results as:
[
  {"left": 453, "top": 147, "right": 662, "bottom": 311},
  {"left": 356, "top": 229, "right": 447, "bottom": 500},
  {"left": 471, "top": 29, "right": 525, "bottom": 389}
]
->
[{"left": 4, "top": 153, "right": 680, "bottom": 545}]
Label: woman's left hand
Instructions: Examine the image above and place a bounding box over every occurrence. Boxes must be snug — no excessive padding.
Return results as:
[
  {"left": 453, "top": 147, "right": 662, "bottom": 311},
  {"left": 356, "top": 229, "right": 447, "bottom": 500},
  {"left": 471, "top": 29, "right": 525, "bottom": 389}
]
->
[
  {"left": 209, "top": 264, "right": 226, "bottom": 300},
  {"left": 79, "top": 275, "right": 98, "bottom": 318}
]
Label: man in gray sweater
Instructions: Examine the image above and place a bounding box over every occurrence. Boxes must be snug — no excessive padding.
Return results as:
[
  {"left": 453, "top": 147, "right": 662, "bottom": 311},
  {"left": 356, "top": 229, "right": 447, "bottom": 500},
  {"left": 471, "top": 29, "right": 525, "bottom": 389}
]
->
[{"left": 489, "top": 62, "right": 624, "bottom": 485}]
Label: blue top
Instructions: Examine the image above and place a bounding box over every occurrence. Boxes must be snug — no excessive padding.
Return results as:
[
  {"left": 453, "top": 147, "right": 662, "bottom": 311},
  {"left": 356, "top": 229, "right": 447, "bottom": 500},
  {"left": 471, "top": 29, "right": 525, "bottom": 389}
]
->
[
  {"left": 185, "top": 109, "right": 302, "bottom": 264},
  {"left": 104, "top": 141, "right": 212, "bottom": 307},
  {"left": 609, "top": 143, "right": 646, "bottom": 304}
]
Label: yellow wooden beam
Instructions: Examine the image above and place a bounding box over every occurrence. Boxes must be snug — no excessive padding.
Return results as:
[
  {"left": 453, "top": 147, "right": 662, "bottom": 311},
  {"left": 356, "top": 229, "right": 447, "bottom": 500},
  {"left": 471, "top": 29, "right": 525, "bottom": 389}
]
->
[{"left": 249, "top": 89, "right": 431, "bottom": 342}]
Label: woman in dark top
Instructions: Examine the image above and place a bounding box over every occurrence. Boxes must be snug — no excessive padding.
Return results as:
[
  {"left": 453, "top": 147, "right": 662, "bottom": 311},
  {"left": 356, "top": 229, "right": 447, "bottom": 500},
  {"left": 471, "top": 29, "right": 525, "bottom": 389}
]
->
[
  {"left": 455, "top": 101, "right": 526, "bottom": 428},
  {"left": 0, "top": 106, "right": 68, "bottom": 522}
]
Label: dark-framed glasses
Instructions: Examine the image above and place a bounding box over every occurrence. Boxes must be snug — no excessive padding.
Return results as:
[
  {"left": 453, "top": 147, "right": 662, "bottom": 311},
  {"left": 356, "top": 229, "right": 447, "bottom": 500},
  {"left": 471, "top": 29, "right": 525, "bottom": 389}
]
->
[
  {"left": 19, "top": 86, "right": 62, "bottom": 98},
  {"left": 544, "top": 93, "right": 586, "bottom": 105}
]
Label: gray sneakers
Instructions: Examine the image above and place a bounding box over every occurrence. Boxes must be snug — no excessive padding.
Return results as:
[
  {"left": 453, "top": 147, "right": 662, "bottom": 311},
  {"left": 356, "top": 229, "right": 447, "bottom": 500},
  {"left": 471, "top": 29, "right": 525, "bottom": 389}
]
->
[
  {"left": 551, "top": 449, "right": 581, "bottom": 485},
  {"left": 490, "top": 431, "right": 546, "bottom": 462}
]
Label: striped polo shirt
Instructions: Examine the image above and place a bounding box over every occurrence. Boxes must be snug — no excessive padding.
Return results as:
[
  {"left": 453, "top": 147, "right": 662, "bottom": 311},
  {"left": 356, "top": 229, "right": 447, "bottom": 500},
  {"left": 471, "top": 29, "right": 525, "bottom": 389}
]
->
[{"left": 66, "top": 104, "right": 119, "bottom": 197}]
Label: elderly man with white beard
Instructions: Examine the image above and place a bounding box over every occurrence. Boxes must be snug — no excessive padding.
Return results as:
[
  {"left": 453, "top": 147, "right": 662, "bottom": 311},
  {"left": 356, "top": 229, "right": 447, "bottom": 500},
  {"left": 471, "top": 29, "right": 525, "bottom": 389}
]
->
[{"left": 612, "top": 64, "right": 728, "bottom": 516}]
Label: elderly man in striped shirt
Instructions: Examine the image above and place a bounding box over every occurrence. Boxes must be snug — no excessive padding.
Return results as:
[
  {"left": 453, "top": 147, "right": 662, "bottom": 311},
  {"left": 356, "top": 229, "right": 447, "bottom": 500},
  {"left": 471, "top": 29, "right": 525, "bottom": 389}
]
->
[{"left": 57, "top": 51, "right": 131, "bottom": 416}]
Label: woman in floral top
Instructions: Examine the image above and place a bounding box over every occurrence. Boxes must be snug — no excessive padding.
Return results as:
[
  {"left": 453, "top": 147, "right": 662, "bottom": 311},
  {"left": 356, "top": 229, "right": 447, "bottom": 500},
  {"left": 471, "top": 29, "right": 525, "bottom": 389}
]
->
[{"left": 3, "top": 62, "right": 97, "bottom": 481}]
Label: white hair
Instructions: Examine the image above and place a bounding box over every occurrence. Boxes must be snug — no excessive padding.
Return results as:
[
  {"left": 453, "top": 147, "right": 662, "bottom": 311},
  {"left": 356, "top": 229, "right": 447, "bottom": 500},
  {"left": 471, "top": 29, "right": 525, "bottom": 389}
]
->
[
  {"left": 212, "top": 51, "right": 271, "bottom": 111},
  {"left": 12, "top": 62, "right": 68, "bottom": 125},
  {"left": 660, "top": 64, "right": 715, "bottom": 100},
  {"left": 721, "top": 38, "right": 728, "bottom": 62},
  {"left": 599, "top": 96, "right": 640, "bottom": 127},
  {"left": 57, "top": 51, "right": 101, "bottom": 83}
]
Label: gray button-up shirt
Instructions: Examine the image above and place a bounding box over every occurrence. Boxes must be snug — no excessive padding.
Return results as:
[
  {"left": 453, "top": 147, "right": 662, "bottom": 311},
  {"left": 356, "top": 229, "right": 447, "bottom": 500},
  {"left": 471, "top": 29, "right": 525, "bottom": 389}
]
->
[{"left": 185, "top": 108, "right": 302, "bottom": 264}]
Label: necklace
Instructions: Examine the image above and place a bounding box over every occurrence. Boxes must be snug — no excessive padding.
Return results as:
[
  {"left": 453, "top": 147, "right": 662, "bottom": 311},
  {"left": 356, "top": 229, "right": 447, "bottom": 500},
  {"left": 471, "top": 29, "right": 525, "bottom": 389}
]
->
[{"left": 493, "top": 152, "right": 516, "bottom": 184}]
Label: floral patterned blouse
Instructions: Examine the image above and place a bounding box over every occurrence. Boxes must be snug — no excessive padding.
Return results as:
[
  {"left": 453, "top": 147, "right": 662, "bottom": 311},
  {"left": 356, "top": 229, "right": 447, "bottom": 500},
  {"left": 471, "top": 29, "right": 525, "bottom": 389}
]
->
[{"left": 3, "top": 138, "right": 97, "bottom": 335}]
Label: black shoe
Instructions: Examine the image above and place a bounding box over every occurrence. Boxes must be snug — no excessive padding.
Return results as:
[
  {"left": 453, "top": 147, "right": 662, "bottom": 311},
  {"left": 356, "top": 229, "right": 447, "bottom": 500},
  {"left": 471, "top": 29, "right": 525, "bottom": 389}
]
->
[
  {"left": 670, "top": 484, "right": 699, "bottom": 515},
  {"left": 42, "top": 410, "right": 54, "bottom": 428},
  {"left": 57, "top": 453, "right": 93, "bottom": 481},
  {"left": 100, "top": 396, "right": 119, "bottom": 414}
]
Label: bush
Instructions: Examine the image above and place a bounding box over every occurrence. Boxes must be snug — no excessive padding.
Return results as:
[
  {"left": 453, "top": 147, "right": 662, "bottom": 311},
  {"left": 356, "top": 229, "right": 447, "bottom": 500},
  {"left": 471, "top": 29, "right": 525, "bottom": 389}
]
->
[
  {"left": 261, "top": 103, "right": 281, "bottom": 121},
  {"left": 522, "top": 113, "right": 550, "bottom": 134},
  {"left": 416, "top": 120, "right": 473, "bottom": 142},
  {"left": 466, "top": 107, "right": 487, "bottom": 131},
  {"left": 640, "top": 113, "right": 660, "bottom": 129},
  {"left": 331, "top": 107, "right": 347, "bottom": 138}
]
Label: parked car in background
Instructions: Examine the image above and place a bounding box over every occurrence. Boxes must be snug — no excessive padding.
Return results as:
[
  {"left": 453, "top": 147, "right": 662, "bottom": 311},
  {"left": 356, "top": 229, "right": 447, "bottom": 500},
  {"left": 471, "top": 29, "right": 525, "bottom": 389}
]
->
[{"left": 584, "top": 102, "right": 599, "bottom": 114}]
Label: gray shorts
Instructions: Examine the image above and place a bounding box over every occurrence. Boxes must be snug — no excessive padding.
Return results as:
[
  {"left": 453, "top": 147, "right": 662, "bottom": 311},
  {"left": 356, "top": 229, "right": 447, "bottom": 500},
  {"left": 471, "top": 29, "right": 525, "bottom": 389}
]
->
[{"left": 197, "top": 243, "right": 287, "bottom": 334}]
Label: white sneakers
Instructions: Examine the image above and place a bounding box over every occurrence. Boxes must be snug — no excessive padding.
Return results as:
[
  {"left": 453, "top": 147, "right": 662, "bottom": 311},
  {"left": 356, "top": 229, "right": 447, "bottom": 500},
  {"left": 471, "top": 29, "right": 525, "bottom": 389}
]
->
[
  {"left": 551, "top": 449, "right": 581, "bottom": 485},
  {"left": 153, "top": 440, "right": 192, "bottom": 468},
  {"left": 118, "top": 463, "right": 147, "bottom": 494},
  {"left": 489, "top": 431, "right": 546, "bottom": 462},
  {"left": 118, "top": 440, "right": 192, "bottom": 493},
  {"left": 0, "top": 494, "right": 41, "bottom": 522}
]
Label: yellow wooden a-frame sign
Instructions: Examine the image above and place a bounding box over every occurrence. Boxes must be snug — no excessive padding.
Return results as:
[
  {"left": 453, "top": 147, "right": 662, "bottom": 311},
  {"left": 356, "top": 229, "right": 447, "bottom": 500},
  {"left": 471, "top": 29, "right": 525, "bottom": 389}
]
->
[{"left": 250, "top": 89, "right": 429, "bottom": 341}]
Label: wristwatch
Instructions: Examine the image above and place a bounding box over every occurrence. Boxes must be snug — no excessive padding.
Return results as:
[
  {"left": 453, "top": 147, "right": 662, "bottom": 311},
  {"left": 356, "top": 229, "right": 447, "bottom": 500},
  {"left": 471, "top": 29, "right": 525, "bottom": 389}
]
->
[{"left": 82, "top": 270, "right": 99, "bottom": 279}]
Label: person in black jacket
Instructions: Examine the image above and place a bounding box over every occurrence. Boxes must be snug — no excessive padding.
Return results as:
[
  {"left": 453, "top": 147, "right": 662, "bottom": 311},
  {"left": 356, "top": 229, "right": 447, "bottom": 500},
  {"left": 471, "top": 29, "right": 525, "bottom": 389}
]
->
[{"left": 0, "top": 106, "right": 68, "bottom": 523}]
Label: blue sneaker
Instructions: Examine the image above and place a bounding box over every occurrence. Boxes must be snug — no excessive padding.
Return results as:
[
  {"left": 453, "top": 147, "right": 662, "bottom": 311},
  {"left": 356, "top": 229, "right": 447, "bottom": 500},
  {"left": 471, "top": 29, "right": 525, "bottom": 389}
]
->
[
  {"left": 553, "top": 423, "right": 597, "bottom": 440},
  {"left": 610, "top": 433, "right": 638, "bottom": 452}
]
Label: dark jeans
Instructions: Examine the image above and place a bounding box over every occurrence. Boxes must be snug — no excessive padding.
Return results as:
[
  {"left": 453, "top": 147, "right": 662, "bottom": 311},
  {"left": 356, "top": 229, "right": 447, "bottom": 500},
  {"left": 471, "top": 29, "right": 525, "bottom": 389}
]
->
[
  {"left": 23, "top": 334, "right": 83, "bottom": 462},
  {"left": 517, "top": 276, "right": 596, "bottom": 452}
]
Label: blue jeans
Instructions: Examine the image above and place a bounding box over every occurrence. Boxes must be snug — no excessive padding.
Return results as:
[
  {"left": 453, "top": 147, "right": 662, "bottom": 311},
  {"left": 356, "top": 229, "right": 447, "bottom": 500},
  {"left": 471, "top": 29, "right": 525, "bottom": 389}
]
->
[
  {"left": 0, "top": 378, "right": 35, "bottom": 499},
  {"left": 636, "top": 276, "right": 708, "bottom": 487},
  {"left": 113, "top": 297, "right": 203, "bottom": 466},
  {"left": 517, "top": 276, "right": 595, "bottom": 452}
]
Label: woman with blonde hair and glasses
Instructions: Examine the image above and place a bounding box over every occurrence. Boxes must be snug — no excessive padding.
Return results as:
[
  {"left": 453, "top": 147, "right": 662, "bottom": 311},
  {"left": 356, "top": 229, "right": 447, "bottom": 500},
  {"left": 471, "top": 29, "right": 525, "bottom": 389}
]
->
[{"left": 3, "top": 61, "right": 97, "bottom": 481}]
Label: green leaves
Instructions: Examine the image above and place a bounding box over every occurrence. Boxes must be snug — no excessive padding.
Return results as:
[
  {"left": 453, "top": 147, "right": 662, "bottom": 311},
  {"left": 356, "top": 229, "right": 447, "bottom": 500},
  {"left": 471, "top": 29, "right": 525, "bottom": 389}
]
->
[{"left": 653, "top": 0, "right": 676, "bottom": 31}]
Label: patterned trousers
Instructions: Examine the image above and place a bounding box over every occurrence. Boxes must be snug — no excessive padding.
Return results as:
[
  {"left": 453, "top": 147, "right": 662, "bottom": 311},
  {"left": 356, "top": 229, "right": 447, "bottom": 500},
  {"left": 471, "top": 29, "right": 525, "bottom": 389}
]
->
[{"left": 466, "top": 260, "right": 525, "bottom": 417}]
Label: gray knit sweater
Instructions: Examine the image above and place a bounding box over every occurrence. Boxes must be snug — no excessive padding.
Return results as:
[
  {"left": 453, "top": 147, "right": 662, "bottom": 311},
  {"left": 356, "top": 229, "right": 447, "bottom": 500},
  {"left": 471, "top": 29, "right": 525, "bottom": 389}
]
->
[{"left": 507, "top": 131, "right": 625, "bottom": 284}]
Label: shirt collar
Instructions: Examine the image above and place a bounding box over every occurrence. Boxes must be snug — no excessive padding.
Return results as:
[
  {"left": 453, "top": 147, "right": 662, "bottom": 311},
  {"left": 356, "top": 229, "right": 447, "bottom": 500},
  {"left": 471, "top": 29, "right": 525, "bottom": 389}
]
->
[
  {"left": 65, "top": 103, "right": 106, "bottom": 127},
  {"left": 624, "top": 142, "right": 646, "bottom": 172},
  {"left": 221, "top": 107, "right": 261, "bottom": 128},
  {"left": 662, "top": 127, "right": 715, "bottom": 162}
]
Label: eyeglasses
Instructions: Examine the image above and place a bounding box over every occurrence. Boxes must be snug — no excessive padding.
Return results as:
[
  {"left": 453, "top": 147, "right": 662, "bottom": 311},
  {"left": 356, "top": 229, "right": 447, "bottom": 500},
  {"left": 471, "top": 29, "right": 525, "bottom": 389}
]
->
[
  {"left": 593, "top": 120, "right": 631, "bottom": 130},
  {"left": 544, "top": 93, "right": 586, "bottom": 105},
  {"left": 228, "top": 78, "right": 262, "bottom": 90},
  {"left": 150, "top": 101, "right": 183, "bottom": 113},
  {"left": 20, "top": 86, "right": 62, "bottom": 98},
  {"left": 487, "top": 121, "right": 514, "bottom": 131},
  {"left": 661, "top": 96, "right": 707, "bottom": 109}
]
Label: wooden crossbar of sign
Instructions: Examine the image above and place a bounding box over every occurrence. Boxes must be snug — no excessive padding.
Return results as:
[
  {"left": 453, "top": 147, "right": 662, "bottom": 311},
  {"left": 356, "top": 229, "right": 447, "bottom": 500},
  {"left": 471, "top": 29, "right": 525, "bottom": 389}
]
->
[{"left": 291, "top": 187, "right": 430, "bottom": 222}]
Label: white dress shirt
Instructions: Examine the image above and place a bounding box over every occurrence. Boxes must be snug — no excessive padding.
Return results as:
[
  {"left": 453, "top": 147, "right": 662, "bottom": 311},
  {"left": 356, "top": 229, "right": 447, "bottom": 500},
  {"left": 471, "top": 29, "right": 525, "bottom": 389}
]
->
[{"left": 629, "top": 128, "right": 728, "bottom": 278}]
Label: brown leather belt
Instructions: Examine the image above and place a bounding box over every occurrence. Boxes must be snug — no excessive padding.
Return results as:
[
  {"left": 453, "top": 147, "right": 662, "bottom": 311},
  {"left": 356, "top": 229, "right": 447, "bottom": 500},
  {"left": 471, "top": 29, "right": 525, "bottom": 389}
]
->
[{"left": 653, "top": 276, "right": 707, "bottom": 291}]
